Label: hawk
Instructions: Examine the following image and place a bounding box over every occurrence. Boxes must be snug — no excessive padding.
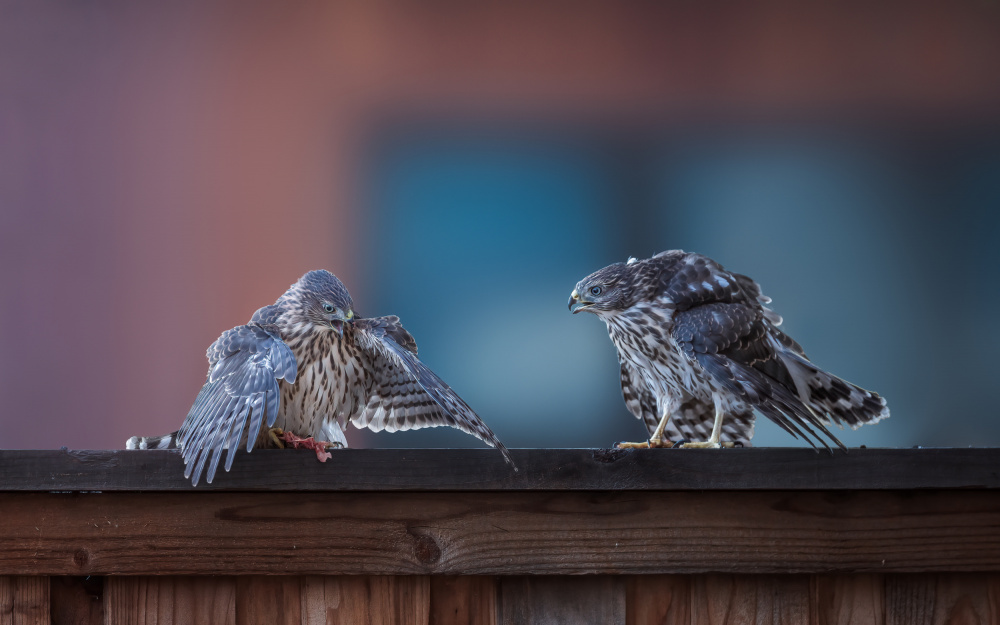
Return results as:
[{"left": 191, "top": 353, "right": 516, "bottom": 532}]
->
[
  {"left": 568, "top": 251, "right": 888, "bottom": 449},
  {"left": 128, "top": 270, "right": 513, "bottom": 484}
]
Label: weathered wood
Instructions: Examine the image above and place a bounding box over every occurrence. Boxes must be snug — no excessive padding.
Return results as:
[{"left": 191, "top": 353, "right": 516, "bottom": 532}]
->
[
  {"left": 236, "top": 577, "right": 300, "bottom": 625},
  {"left": 298, "top": 577, "right": 369, "bottom": 625},
  {"left": 105, "top": 576, "right": 235, "bottom": 625},
  {"left": 232, "top": 576, "right": 429, "bottom": 625},
  {"left": 429, "top": 576, "right": 496, "bottom": 625},
  {"left": 0, "top": 578, "right": 10, "bottom": 625},
  {"left": 370, "top": 576, "right": 430, "bottom": 625},
  {"left": 812, "top": 574, "right": 884, "bottom": 625},
  {"left": 690, "top": 575, "right": 809, "bottom": 625},
  {"left": 626, "top": 575, "right": 689, "bottom": 625},
  {"left": 50, "top": 576, "right": 103, "bottom": 625},
  {"left": 4, "top": 490, "right": 1000, "bottom": 576},
  {"left": 886, "top": 574, "right": 999, "bottom": 625},
  {"left": 0, "top": 577, "right": 49, "bottom": 625},
  {"left": 3, "top": 448, "right": 1000, "bottom": 492},
  {"left": 499, "top": 576, "right": 625, "bottom": 625}
]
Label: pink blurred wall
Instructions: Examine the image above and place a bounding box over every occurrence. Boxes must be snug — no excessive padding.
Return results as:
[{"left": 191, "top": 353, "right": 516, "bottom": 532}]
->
[{"left": 2, "top": 0, "right": 998, "bottom": 449}]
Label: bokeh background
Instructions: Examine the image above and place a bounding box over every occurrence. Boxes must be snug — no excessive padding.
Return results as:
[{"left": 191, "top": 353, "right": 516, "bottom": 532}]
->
[{"left": 2, "top": 1, "right": 999, "bottom": 451}]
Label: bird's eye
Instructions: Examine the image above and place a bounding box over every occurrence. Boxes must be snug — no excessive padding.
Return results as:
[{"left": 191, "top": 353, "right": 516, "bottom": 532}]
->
[
  {"left": 590, "top": 286, "right": 603, "bottom": 296},
  {"left": 323, "top": 303, "right": 335, "bottom": 313}
]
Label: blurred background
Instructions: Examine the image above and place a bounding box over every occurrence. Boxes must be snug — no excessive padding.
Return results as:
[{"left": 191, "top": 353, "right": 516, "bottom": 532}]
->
[{"left": 2, "top": 1, "right": 999, "bottom": 451}]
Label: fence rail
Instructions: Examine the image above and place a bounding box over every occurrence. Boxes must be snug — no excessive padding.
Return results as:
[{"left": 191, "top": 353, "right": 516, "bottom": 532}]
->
[{"left": 1, "top": 448, "right": 998, "bottom": 624}]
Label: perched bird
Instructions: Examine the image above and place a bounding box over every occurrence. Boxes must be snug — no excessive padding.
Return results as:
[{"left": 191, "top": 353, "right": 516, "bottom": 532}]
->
[
  {"left": 568, "top": 251, "right": 888, "bottom": 449},
  {"left": 127, "top": 270, "right": 513, "bottom": 484}
]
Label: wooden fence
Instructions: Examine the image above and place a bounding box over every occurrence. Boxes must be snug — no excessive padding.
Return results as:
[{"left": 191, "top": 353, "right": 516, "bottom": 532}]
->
[{"left": 2, "top": 448, "right": 999, "bottom": 624}]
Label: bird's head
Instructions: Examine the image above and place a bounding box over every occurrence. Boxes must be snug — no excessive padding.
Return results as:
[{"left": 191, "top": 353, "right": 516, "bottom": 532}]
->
[
  {"left": 568, "top": 257, "right": 640, "bottom": 317},
  {"left": 294, "top": 270, "right": 356, "bottom": 336}
]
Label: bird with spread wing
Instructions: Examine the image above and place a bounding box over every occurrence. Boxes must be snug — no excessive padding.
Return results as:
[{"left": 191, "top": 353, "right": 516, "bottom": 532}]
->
[
  {"left": 569, "top": 251, "right": 888, "bottom": 449},
  {"left": 127, "top": 270, "right": 513, "bottom": 484}
]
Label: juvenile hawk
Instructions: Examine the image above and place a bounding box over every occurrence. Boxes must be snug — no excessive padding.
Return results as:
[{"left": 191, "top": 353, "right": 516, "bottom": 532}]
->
[
  {"left": 128, "top": 270, "right": 513, "bottom": 484},
  {"left": 568, "top": 251, "right": 888, "bottom": 449}
]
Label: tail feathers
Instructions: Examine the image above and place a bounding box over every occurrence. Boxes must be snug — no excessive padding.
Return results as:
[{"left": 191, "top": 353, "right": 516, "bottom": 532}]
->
[
  {"left": 777, "top": 348, "right": 889, "bottom": 431},
  {"left": 125, "top": 431, "right": 181, "bottom": 450}
]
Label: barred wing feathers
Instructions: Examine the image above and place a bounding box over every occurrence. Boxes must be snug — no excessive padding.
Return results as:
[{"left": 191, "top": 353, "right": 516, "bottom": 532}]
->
[
  {"left": 177, "top": 321, "right": 297, "bottom": 485},
  {"left": 351, "top": 316, "right": 515, "bottom": 469},
  {"left": 670, "top": 301, "right": 885, "bottom": 449}
]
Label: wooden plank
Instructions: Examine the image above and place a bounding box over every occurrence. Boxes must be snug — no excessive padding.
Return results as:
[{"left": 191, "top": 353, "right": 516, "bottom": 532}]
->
[
  {"left": 299, "top": 577, "right": 369, "bottom": 625},
  {"left": 235, "top": 577, "right": 299, "bottom": 625},
  {"left": 233, "top": 576, "right": 429, "bottom": 625},
  {"left": 690, "top": 575, "right": 809, "bottom": 625},
  {"left": 3, "top": 448, "right": 1000, "bottom": 492},
  {"left": 105, "top": 576, "right": 235, "bottom": 625},
  {"left": 886, "top": 574, "right": 998, "bottom": 625},
  {"left": 4, "top": 490, "right": 1000, "bottom": 576},
  {"left": 626, "top": 575, "right": 689, "bottom": 625},
  {"left": 813, "top": 574, "right": 884, "bottom": 625},
  {"left": 367, "top": 576, "right": 429, "bottom": 625},
  {"left": 50, "top": 576, "right": 103, "bottom": 625},
  {"left": 0, "top": 577, "right": 49, "bottom": 625},
  {"left": 499, "top": 576, "right": 625, "bottom": 625},
  {"left": 429, "top": 576, "right": 496, "bottom": 625},
  {"left": 0, "top": 578, "right": 10, "bottom": 625}
]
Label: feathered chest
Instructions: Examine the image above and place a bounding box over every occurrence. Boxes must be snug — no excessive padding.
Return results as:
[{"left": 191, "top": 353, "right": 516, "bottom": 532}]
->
[
  {"left": 604, "top": 303, "right": 709, "bottom": 400},
  {"left": 277, "top": 324, "right": 369, "bottom": 429}
]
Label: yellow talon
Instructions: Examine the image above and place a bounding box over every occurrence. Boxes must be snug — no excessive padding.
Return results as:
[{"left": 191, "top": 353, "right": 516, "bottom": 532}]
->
[
  {"left": 268, "top": 427, "right": 286, "bottom": 449},
  {"left": 616, "top": 441, "right": 650, "bottom": 449},
  {"left": 615, "top": 439, "right": 675, "bottom": 449}
]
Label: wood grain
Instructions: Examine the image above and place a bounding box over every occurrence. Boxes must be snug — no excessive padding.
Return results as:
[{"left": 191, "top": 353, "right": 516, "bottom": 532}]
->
[
  {"left": 3, "top": 448, "right": 1000, "bottom": 492},
  {"left": 690, "top": 575, "right": 809, "bottom": 625},
  {"left": 1, "top": 578, "right": 10, "bottom": 625},
  {"left": 886, "top": 574, "right": 999, "bottom": 625},
  {"left": 4, "top": 490, "right": 1000, "bottom": 576},
  {"left": 50, "top": 576, "right": 103, "bottom": 625},
  {"left": 236, "top": 577, "right": 300, "bottom": 625},
  {"left": 234, "top": 576, "right": 429, "bottom": 625},
  {"left": 499, "top": 576, "right": 625, "bottom": 625},
  {"left": 813, "top": 574, "right": 884, "bottom": 625},
  {"left": 105, "top": 576, "right": 235, "bottom": 625},
  {"left": 298, "top": 577, "right": 370, "bottom": 625},
  {"left": 429, "top": 576, "right": 496, "bottom": 625},
  {"left": 626, "top": 575, "right": 690, "bottom": 625},
  {"left": 0, "top": 577, "right": 49, "bottom": 625}
]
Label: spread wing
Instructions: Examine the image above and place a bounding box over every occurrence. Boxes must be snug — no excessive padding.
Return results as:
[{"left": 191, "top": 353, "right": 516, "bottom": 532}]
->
[
  {"left": 350, "top": 316, "right": 515, "bottom": 469},
  {"left": 177, "top": 322, "right": 298, "bottom": 485},
  {"left": 619, "top": 360, "right": 754, "bottom": 444},
  {"left": 671, "top": 302, "right": 839, "bottom": 448}
]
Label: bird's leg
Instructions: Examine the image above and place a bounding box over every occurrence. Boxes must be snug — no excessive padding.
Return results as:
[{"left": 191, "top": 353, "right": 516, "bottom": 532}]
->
[
  {"left": 268, "top": 427, "right": 286, "bottom": 449},
  {"left": 617, "top": 398, "right": 677, "bottom": 449},
  {"left": 648, "top": 408, "right": 672, "bottom": 447},
  {"left": 681, "top": 393, "right": 734, "bottom": 449}
]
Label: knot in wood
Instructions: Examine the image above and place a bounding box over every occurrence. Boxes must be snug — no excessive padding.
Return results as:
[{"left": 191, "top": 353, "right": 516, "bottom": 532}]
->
[
  {"left": 413, "top": 534, "right": 441, "bottom": 565},
  {"left": 73, "top": 548, "right": 90, "bottom": 568}
]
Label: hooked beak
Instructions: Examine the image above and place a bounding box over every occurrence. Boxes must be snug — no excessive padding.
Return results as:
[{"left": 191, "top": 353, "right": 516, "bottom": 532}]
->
[
  {"left": 330, "top": 309, "right": 355, "bottom": 336},
  {"left": 568, "top": 289, "right": 593, "bottom": 314}
]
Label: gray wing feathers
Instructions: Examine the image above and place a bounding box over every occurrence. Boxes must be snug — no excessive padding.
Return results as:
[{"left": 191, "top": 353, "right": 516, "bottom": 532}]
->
[
  {"left": 177, "top": 324, "right": 297, "bottom": 485},
  {"left": 352, "top": 317, "right": 515, "bottom": 469},
  {"left": 662, "top": 254, "right": 785, "bottom": 327},
  {"left": 671, "top": 303, "right": 843, "bottom": 448}
]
